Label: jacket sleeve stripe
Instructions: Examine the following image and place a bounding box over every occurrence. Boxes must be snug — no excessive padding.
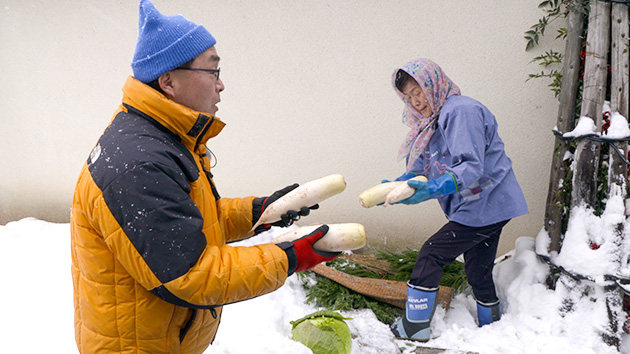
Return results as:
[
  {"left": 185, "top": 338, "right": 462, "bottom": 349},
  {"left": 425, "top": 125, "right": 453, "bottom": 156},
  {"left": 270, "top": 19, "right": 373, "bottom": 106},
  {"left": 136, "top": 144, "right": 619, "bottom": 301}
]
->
[{"left": 151, "top": 285, "right": 218, "bottom": 311}]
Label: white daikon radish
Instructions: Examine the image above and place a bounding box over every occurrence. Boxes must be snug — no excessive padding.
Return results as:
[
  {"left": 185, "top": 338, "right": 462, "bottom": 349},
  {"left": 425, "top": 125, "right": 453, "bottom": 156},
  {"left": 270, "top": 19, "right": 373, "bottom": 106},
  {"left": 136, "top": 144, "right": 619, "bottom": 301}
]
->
[
  {"left": 252, "top": 174, "right": 347, "bottom": 231},
  {"left": 385, "top": 175, "right": 429, "bottom": 205},
  {"left": 358, "top": 175, "right": 427, "bottom": 208},
  {"left": 271, "top": 223, "right": 366, "bottom": 252}
]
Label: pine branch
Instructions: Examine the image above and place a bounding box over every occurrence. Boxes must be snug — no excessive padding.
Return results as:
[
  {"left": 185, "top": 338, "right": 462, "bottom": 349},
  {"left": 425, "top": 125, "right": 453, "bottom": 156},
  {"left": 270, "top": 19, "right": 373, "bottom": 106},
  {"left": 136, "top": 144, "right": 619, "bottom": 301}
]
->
[
  {"left": 297, "top": 250, "right": 472, "bottom": 325},
  {"left": 298, "top": 270, "right": 403, "bottom": 324}
]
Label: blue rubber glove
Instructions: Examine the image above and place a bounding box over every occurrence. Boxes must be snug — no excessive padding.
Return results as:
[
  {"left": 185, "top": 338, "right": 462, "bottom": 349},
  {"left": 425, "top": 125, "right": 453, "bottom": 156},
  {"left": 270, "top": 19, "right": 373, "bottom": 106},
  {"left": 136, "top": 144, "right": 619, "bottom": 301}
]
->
[
  {"left": 397, "top": 172, "right": 458, "bottom": 205},
  {"left": 381, "top": 171, "right": 419, "bottom": 184}
]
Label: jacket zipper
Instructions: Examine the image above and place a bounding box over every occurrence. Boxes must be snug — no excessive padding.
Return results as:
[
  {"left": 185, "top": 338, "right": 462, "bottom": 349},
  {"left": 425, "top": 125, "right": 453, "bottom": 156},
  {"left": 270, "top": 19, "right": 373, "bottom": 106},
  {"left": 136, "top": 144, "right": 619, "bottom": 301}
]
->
[
  {"left": 194, "top": 114, "right": 221, "bottom": 200},
  {"left": 194, "top": 114, "right": 215, "bottom": 152},
  {"left": 203, "top": 168, "right": 221, "bottom": 200},
  {"left": 179, "top": 309, "right": 197, "bottom": 343}
]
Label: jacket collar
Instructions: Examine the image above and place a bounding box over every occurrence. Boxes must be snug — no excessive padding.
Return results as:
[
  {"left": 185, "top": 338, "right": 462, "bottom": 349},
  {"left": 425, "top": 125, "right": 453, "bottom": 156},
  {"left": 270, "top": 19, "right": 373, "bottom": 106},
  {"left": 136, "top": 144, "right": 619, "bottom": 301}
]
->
[{"left": 121, "top": 76, "right": 226, "bottom": 152}]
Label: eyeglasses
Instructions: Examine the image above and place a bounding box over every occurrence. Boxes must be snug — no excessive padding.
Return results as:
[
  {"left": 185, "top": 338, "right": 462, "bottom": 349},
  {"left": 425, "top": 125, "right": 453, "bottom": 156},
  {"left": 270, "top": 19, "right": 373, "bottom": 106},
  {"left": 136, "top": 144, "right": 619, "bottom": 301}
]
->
[{"left": 175, "top": 67, "right": 220, "bottom": 80}]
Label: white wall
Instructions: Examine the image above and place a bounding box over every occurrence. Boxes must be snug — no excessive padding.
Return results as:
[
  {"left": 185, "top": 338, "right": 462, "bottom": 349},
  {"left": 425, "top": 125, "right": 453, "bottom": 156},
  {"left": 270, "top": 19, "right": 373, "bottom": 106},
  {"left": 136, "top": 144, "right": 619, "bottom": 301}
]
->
[{"left": 0, "top": 0, "right": 562, "bottom": 256}]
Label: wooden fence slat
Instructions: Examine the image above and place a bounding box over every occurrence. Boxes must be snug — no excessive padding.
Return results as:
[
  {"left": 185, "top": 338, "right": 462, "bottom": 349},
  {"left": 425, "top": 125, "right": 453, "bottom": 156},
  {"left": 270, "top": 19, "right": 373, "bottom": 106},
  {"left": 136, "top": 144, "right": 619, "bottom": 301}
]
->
[
  {"left": 601, "top": 3, "right": 629, "bottom": 350},
  {"left": 543, "top": 5, "right": 586, "bottom": 253},
  {"left": 571, "top": 0, "right": 611, "bottom": 209},
  {"left": 609, "top": 2, "right": 629, "bottom": 194}
]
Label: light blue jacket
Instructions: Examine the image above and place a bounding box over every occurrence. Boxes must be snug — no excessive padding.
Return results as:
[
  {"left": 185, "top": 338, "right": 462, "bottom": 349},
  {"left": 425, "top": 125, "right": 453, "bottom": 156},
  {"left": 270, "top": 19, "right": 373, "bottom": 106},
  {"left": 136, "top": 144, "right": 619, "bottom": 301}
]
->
[{"left": 408, "top": 95, "right": 528, "bottom": 226}]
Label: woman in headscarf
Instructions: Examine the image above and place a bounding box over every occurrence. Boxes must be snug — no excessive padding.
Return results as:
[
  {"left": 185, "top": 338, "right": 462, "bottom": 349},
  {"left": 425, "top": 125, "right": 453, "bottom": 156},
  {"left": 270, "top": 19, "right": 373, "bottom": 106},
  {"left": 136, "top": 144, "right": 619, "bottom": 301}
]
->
[{"left": 387, "top": 59, "right": 528, "bottom": 341}]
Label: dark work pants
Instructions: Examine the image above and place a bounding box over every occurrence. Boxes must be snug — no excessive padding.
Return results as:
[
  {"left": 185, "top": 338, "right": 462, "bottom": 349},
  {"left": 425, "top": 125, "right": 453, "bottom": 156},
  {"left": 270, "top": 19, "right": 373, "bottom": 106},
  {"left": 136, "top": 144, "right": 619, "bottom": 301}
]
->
[{"left": 409, "top": 219, "right": 509, "bottom": 303}]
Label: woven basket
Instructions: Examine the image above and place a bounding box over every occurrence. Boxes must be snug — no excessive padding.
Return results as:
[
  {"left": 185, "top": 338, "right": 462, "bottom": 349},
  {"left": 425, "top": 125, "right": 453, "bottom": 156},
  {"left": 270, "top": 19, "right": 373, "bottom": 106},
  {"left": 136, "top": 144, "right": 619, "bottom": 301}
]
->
[{"left": 311, "top": 263, "right": 453, "bottom": 310}]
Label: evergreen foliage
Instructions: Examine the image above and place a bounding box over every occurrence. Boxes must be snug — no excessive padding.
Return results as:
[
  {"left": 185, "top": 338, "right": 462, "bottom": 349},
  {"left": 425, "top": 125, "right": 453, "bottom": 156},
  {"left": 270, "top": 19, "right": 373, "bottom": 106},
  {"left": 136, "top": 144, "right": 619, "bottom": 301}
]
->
[
  {"left": 298, "top": 258, "right": 403, "bottom": 324},
  {"left": 299, "top": 250, "right": 470, "bottom": 324},
  {"left": 375, "top": 249, "right": 471, "bottom": 294}
]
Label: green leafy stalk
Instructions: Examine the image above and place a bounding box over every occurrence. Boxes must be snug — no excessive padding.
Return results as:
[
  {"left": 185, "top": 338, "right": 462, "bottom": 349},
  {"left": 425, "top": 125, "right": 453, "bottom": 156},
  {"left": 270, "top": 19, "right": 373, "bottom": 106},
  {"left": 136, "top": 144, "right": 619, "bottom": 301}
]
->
[
  {"left": 528, "top": 48, "right": 565, "bottom": 97},
  {"left": 525, "top": 0, "right": 568, "bottom": 50}
]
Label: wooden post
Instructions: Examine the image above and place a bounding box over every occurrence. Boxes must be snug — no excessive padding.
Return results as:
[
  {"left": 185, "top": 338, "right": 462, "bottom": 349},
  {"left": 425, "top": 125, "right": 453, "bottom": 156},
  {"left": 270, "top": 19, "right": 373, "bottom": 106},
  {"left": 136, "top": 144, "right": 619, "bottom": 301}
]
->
[
  {"left": 609, "top": 2, "right": 629, "bottom": 193},
  {"left": 571, "top": 0, "right": 610, "bottom": 209},
  {"left": 602, "top": 3, "right": 629, "bottom": 350},
  {"left": 543, "top": 5, "right": 585, "bottom": 253}
]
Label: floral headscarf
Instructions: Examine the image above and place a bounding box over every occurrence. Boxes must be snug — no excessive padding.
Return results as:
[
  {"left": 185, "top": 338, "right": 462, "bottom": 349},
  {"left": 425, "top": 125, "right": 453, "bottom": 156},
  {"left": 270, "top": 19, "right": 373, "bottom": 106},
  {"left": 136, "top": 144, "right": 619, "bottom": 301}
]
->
[{"left": 392, "top": 58, "right": 461, "bottom": 172}]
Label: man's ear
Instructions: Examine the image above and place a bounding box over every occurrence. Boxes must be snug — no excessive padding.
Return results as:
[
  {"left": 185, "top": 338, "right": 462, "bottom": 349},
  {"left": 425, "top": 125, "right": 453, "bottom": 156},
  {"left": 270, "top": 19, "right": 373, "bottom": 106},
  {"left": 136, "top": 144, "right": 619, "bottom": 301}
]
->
[{"left": 158, "top": 72, "right": 175, "bottom": 99}]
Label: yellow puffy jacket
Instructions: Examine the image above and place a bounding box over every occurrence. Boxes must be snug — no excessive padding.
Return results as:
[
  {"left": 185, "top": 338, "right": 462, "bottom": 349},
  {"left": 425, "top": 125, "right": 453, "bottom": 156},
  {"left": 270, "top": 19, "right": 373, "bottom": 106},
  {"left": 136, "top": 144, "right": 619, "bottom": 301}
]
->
[{"left": 71, "top": 76, "right": 290, "bottom": 354}]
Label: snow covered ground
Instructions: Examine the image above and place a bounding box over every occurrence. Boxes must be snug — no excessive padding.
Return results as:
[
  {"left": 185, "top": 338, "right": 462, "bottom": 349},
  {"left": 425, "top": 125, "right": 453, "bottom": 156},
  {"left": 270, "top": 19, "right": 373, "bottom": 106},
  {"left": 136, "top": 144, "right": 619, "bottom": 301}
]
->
[{"left": 2, "top": 217, "right": 630, "bottom": 354}]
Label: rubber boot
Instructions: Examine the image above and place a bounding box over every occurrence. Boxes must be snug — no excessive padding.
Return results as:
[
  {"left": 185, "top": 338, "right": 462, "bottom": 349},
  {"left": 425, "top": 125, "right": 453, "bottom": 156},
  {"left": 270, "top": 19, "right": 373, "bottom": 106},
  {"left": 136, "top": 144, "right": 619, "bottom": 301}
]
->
[
  {"left": 391, "top": 284, "right": 438, "bottom": 342},
  {"left": 476, "top": 299, "right": 501, "bottom": 327}
]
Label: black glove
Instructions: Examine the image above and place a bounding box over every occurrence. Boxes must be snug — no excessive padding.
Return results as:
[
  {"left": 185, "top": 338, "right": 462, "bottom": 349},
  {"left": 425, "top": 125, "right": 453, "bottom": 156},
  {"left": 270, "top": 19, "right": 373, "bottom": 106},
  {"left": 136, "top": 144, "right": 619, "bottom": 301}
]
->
[{"left": 252, "top": 184, "right": 319, "bottom": 234}]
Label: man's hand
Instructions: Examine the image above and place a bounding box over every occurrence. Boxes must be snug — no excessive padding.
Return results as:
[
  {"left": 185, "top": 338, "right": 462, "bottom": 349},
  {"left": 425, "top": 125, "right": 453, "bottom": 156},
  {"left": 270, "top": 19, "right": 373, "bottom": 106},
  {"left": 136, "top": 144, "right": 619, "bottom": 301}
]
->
[
  {"left": 252, "top": 184, "right": 319, "bottom": 234},
  {"left": 276, "top": 225, "right": 340, "bottom": 275}
]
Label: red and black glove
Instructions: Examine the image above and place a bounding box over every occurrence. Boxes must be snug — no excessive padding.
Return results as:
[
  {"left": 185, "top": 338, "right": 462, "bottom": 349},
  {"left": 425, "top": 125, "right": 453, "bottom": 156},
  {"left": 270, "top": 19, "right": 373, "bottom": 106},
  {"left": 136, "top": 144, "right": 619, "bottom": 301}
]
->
[
  {"left": 276, "top": 225, "right": 340, "bottom": 276},
  {"left": 252, "top": 183, "right": 319, "bottom": 234}
]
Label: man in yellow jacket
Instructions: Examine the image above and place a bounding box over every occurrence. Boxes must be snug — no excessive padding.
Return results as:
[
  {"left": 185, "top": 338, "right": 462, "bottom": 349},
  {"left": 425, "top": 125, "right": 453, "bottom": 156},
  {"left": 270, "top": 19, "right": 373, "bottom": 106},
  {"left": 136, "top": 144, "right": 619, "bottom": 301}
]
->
[{"left": 70, "top": 1, "right": 338, "bottom": 353}]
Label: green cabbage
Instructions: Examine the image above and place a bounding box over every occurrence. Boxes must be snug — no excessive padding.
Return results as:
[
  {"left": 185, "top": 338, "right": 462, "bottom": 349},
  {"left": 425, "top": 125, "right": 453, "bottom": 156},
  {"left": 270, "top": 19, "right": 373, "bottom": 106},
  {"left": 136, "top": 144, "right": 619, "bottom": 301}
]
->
[{"left": 290, "top": 310, "right": 352, "bottom": 354}]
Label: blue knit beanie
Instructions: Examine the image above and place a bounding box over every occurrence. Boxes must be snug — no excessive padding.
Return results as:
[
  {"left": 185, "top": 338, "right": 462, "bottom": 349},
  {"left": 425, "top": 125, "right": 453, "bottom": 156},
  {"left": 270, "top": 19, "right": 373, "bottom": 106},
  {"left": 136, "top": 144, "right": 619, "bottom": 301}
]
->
[{"left": 131, "top": 0, "right": 216, "bottom": 83}]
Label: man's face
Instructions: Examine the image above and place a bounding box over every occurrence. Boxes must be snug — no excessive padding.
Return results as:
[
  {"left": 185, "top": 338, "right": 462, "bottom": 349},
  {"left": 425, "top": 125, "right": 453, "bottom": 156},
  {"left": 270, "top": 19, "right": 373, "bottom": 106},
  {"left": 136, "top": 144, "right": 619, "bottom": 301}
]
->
[{"left": 167, "top": 46, "right": 224, "bottom": 115}]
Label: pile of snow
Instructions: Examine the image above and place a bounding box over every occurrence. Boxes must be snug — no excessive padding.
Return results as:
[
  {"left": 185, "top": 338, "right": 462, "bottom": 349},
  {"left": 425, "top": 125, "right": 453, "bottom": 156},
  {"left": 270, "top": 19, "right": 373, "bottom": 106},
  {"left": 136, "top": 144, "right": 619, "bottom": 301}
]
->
[{"left": 2, "top": 217, "right": 629, "bottom": 353}]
